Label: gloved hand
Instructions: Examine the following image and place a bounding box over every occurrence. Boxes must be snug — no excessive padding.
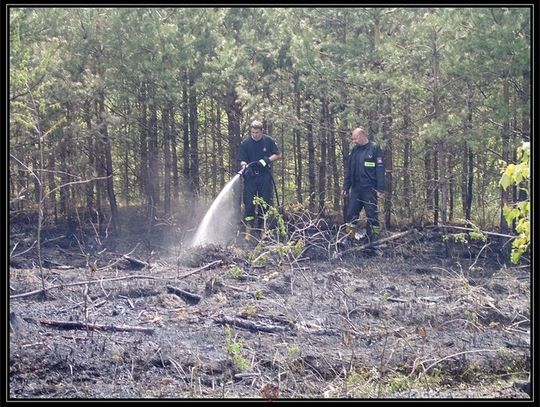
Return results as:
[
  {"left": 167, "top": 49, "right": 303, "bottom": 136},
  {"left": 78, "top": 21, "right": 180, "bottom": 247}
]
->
[{"left": 258, "top": 157, "right": 271, "bottom": 167}]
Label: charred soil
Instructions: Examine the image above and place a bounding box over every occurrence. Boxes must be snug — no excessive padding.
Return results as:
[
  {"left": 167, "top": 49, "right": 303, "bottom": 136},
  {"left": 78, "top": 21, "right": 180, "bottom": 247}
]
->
[{"left": 9, "top": 211, "right": 531, "bottom": 399}]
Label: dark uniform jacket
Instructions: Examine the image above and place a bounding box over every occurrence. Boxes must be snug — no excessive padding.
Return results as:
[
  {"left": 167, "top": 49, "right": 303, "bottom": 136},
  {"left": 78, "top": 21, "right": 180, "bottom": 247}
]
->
[
  {"left": 343, "top": 141, "right": 385, "bottom": 192},
  {"left": 237, "top": 134, "right": 280, "bottom": 172}
]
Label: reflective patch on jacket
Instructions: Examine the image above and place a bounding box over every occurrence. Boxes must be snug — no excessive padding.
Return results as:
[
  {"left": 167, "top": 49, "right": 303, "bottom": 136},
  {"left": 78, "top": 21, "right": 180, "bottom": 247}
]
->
[{"left": 364, "top": 161, "right": 376, "bottom": 167}]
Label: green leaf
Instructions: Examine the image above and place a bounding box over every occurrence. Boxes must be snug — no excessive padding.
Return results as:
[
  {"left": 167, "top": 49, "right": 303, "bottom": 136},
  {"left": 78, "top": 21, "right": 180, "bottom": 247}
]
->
[{"left": 500, "top": 173, "right": 512, "bottom": 190}]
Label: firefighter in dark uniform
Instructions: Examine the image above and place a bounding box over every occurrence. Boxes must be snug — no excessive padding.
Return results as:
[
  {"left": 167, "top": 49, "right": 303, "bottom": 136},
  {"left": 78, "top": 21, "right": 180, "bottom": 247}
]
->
[
  {"left": 237, "top": 120, "right": 282, "bottom": 240},
  {"left": 342, "top": 127, "right": 385, "bottom": 243}
]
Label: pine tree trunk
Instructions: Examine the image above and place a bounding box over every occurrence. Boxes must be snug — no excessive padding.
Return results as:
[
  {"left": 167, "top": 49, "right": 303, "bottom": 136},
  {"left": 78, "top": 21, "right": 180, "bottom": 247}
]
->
[
  {"left": 294, "top": 73, "right": 303, "bottom": 204},
  {"left": 138, "top": 84, "right": 149, "bottom": 207},
  {"left": 500, "top": 77, "right": 511, "bottom": 233},
  {"left": 306, "top": 102, "right": 316, "bottom": 211},
  {"left": 381, "top": 95, "right": 393, "bottom": 229},
  {"left": 403, "top": 94, "right": 412, "bottom": 221},
  {"left": 318, "top": 97, "right": 328, "bottom": 212},
  {"left": 162, "top": 105, "right": 172, "bottom": 216},
  {"left": 99, "top": 94, "right": 119, "bottom": 233}
]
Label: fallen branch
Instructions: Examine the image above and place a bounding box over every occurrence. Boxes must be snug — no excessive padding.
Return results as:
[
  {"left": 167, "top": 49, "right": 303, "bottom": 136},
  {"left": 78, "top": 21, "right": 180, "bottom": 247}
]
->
[
  {"left": 177, "top": 260, "right": 223, "bottom": 279},
  {"left": 10, "top": 274, "right": 160, "bottom": 300},
  {"left": 428, "top": 224, "right": 516, "bottom": 239},
  {"left": 215, "top": 315, "right": 292, "bottom": 333},
  {"left": 43, "top": 258, "right": 74, "bottom": 269},
  {"left": 166, "top": 285, "right": 202, "bottom": 304},
  {"left": 40, "top": 319, "right": 154, "bottom": 334},
  {"left": 96, "top": 244, "right": 140, "bottom": 271},
  {"left": 340, "top": 229, "right": 416, "bottom": 256},
  {"left": 122, "top": 254, "right": 149, "bottom": 269},
  {"left": 421, "top": 348, "right": 498, "bottom": 373}
]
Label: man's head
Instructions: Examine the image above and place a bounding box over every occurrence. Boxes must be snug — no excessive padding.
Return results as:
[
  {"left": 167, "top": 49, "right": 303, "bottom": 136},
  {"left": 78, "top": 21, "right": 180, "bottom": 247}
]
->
[
  {"left": 250, "top": 120, "right": 264, "bottom": 141},
  {"left": 351, "top": 127, "right": 368, "bottom": 146}
]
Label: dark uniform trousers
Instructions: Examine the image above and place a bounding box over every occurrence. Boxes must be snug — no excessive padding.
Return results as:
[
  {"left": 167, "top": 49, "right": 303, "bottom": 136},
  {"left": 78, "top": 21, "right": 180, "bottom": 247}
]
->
[
  {"left": 243, "top": 171, "right": 273, "bottom": 228},
  {"left": 346, "top": 187, "right": 380, "bottom": 240}
]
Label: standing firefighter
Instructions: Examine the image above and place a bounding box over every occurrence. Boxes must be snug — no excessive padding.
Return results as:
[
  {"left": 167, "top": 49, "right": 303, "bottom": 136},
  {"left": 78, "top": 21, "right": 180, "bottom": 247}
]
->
[
  {"left": 237, "top": 120, "right": 282, "bottom": 241},
  {"left": 342, "top": 127, "right": 385, "bottom": 244}
]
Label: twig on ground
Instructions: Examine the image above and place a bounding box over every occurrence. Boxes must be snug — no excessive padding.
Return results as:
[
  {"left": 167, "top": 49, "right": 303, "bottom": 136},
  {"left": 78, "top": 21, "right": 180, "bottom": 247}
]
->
[{"left": 39, "top": 319, "right": 154, "bottom": 334}]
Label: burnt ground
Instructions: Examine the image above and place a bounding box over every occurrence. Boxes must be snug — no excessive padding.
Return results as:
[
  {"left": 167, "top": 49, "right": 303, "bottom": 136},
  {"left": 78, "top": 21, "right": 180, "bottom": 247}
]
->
[{"left": 8, "top": 210, "right": 532, "bottom": 399}]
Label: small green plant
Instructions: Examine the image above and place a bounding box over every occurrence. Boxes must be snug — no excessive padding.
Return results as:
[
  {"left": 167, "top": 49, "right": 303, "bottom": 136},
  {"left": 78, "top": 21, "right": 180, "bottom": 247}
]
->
[
  {"left": 224, "top": 325, "right": 249, "bottom": 371},
  {"left": 286, "top": 344, "right": 300, "bottom": 359},
  {"left": 464, "top": 309, "right": 479, "bottom": 328},
  {"left": 496, "top": 347, "right": 513, "bottom": 359},
  {"left": 293, "top": 239, "right": 305, "bottom": 257},
  {"left": 240, "top": 305, "right": 257, "bottom": 318},
  {"left": 227, "top": 265, "right": 243, "bottom": 278},
  {"left": 253, "top": 195, "right": 287, "bottom": 239},
  {"left": 344, "top": 367, "right": 377, "bottom": 397},
  {"left": 254, "top": 289, "right": 264, "bottom": 300},
  {"left": 443, "top": 232, "right": 469, "bottom": 244},
  {"left": 385, "top": 373, "right": 412, "bottom": 393}
]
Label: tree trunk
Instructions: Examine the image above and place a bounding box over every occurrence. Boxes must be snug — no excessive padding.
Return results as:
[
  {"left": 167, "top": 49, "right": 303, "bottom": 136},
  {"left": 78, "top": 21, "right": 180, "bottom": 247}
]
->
[
  {"left": 500, "top": 77, "right": 511, "bottom": 233},
  {"left": 170, "top": 106, "right": 180, "bottom": 207},
  {"left": 216, "top": 104, "right": 225, "bottom": 189},
  {"left": 99, "top": 94, "right": 119, "bottom": 233},
  {"left": 329, "top": 125, "right": 340, "bottom": 211},
  {"left": 448, "top": 155, "right": 454, "bottom": 222},
  {"left": 306, "top": 103, "right": 316, "bottom": 211},
  {"left": 381, "top": 96, "right": 393, "bottom": 229},
  {"left": 84, "top": 101, "right": 95, "bottom": 214},
  {"left": 403, "top": 93, "right": 412, "bottom": 221},
  {"left": 431, "top": 29, "right": 441, "bottom": 226},
  {"left": 433, "top": 148, "right": 440, "bottom": 225},
  {"left": 123, "top": 101, "right": 130, "bottom": 207},
  {"left": 94, "top": 101, "right": 105, "bottom": 220},
  {"left": 424, "top": 143, "right": 433, "bottom": 221},
  {"left": 294, "top": 73, "right": 303, "bottom": 204},
  {"left": 318, "top": 97, "right": 328, "bottom": 212},
  {"left": 188, "top": 72, "right": 199, "bottom": 196},
  {"left": 182, "top": 75, "right": 190, "bottom": 204},
  {"left": 226, "top": 88, "right": 242, "bottom": 174},
  {"left": 147, "top": 83, "right": 159, "bottom": 223},
  {"left": 462, "top": 82, "right": 474, "bottom": 223},
  {"left": 225, "top": 88, "right": 242, "bottom": 216},
  {"left": 138, "top": 83, "right": 149, "bottom": 208},
  {"left": 162, "top": 104, "right": 172, "bottom": 216}
]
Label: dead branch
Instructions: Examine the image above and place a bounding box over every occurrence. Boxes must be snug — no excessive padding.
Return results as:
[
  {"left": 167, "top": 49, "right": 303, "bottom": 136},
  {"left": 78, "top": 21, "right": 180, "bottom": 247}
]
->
[
  {"left": 42, "top": 259, "right": 74, "bottom": 269},
  {"left": 39, "top": 319, "right": 154, "bottom": 334},
  {"left": 10, "top": 274, "right": 160, "bottom": 300},
  {"left": 177, "top": 260, "right": 223, "bottom": 279},
  {"left": 428, "top": 224, "right": 516, "bottom": 239},
  {"left": 96, "top": 244, "right": 140, "bottom": 271},
  {"left": 166, "top": 285, "right": 202, "bottom": 304},
  {"left": 340, "top": 229, "right": 416, "bottom": 256},
  {"left": 215, "top": 315, "right": 292, "bottom": 333},
  {"left": 122, "top": 254, "right": 150, "bottom": 269},
  {"left": 420, "top": 348, "right": 498, "bottom": 374}
]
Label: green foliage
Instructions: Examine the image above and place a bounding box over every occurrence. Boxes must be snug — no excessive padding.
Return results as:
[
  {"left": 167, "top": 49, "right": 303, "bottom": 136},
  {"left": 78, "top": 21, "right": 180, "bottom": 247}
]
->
[
  {"left": 500, "top": 142, "right": 530, "bottom": 264},
  {"left": 253, "top": 196, "right": 287, "bottom": 240},
  {"left": 253, "top": 289, "right": 263, "bottom": 300},
  {"left": 227, "top": 265, "right": 243, "bottom": 279},
  {"left": 224, "top": 325, "right": 249, "bottom": 371},
  {"left": 9, "top": 7, "right": 530, "bottom": 237},
  {"left": 286, "top": 344, "right": 300, "bottom": 359},
  {"left": 240, "top": 305, "right": 257, "bottom": 318}
]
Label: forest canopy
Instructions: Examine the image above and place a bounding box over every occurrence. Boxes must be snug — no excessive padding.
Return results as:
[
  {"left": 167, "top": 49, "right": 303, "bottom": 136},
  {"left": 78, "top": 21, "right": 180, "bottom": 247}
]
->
[{"left": 9, "top": 7, "right": 531, "bottom": 235}]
